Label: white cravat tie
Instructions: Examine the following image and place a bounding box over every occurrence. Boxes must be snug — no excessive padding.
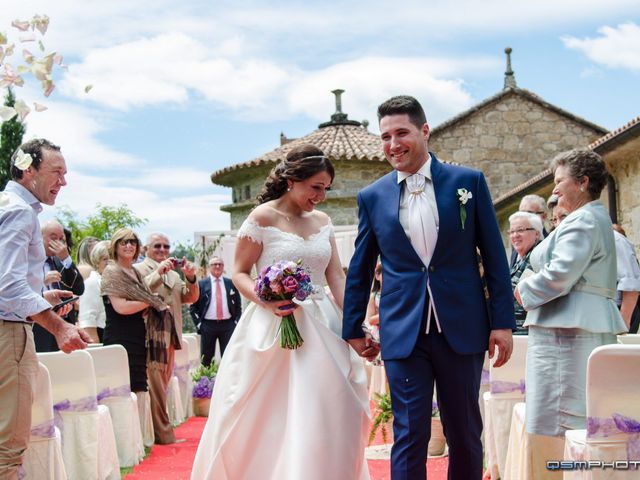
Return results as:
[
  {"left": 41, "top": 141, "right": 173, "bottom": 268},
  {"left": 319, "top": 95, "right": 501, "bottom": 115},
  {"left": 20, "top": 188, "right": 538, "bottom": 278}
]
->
[{"left": 406, "top": 173, "right": 438, "bottom": 268}]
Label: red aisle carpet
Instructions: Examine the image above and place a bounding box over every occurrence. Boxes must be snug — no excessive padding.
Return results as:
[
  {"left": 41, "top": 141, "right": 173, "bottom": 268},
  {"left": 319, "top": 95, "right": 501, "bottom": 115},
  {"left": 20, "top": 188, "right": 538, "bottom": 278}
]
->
[{"left": 125, "top": 417, "right": 448, "bottom": 480}]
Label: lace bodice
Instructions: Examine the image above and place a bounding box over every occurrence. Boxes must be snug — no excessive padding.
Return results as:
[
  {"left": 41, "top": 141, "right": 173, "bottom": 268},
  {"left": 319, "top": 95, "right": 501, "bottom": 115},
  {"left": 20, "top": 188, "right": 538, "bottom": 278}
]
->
[{"left": 237, "top": 219, "right": 334, "bottom": 286}]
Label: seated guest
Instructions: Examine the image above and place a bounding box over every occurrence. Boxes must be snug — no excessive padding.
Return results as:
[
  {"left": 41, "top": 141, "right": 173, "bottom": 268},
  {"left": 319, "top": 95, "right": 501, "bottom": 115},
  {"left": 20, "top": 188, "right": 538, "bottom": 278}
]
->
[
  {"left": 76, "top": 236, "right": 99, "bottom": 279},
  {"left": 612, "top": 224, "right": 640, "bottom": 332},
  {"left": 510, "top": 194, "right": 548, "bottom": 267},
  {"left": 78, "top": 240, "right": 110, "bottom": 343},
  {"left": 508, "top": 212, "right": 543, "bottom": 334},
  {"left": 515, "top": 149, "right": 627, "bottom": 467},
  {"left": 101, "top": 228, "right": 173, "bottom": 398}
]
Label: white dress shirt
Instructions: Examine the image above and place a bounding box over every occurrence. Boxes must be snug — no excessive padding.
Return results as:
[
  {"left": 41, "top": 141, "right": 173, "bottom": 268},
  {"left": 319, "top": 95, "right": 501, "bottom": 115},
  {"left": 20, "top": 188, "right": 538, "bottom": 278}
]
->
[
  {"left": 0, "top": 181, "right": 51, "bottom": 322},
  {"left": 204, "top": 275, "right": 232, "bottom": 320},
  {"left": 397, "top": 155, "right": 442, "bottom": 333}
]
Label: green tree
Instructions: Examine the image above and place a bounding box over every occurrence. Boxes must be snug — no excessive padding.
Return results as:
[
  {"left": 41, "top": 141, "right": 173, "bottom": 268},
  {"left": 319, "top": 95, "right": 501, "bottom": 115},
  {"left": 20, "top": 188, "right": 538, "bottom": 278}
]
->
[
  {"left": 57, "top": 203, "right": 148, "bottom": 258},
  {"left": 0, "top": 88, "right": 26, "bottom": 189}
]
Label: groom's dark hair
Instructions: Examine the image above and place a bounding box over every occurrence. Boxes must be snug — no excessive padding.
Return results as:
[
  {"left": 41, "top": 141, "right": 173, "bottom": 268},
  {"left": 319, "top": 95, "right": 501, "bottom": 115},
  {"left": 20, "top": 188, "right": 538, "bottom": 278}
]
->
[{"left": 377, "top": 95, "right": 427, "bottom": 129}]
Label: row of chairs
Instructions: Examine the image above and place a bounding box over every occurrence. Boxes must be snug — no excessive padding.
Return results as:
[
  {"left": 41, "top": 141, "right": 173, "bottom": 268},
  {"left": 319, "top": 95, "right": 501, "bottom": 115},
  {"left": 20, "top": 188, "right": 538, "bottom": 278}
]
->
[
  {"left": 485, "top": 334, "right": 640, "bottom": 480},
  {"left": 23, "top": 334, "right": 202, "bottom": 480}
]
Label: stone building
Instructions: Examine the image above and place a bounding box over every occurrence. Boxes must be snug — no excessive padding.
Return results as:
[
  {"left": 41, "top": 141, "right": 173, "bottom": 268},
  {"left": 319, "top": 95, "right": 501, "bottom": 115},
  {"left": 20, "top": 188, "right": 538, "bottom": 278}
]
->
[
  {"left": 211, "top": 89, "right": 386, "bottom": 229},
  {"left": 202, "top": 48, "right": 615, "bottom": 265},
  {"left": 495, "top": 116, "right": 640, "bottom": 251},
  {"left": 428, "top": 48, "right": 607, "bottom": 200}
]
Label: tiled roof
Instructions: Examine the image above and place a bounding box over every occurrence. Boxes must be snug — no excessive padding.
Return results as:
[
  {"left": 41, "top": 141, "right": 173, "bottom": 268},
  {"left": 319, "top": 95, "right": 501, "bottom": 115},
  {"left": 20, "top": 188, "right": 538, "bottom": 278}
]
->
[
  {"left": 493, "top": 115, "right": 640, "bottom": 208},
  {"left": 212, "top": 124, "right": 384, "bottom": 186}
]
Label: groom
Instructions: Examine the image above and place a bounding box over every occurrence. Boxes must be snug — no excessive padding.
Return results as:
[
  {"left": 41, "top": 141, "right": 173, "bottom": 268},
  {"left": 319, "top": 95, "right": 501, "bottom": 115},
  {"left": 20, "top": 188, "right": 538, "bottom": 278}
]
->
[{"left": 343, "top": 95, "right": 515, "bottom": 479}]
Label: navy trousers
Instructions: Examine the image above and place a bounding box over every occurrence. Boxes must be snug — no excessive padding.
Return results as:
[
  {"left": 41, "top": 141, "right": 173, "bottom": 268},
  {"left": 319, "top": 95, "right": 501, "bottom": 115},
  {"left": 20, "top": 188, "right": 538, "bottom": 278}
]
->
[
  {"left": 200, "top": 319, "right": 236, "bottom": 366},
  {"left": 385, "top": 330, "right": 484, "bottom": 480}
]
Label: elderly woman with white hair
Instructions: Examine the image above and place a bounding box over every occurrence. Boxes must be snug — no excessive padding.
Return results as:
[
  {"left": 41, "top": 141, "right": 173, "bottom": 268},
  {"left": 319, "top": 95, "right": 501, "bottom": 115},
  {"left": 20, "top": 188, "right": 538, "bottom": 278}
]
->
[{"left": 508, "top": 211, "right": 543, "bottom": 334}]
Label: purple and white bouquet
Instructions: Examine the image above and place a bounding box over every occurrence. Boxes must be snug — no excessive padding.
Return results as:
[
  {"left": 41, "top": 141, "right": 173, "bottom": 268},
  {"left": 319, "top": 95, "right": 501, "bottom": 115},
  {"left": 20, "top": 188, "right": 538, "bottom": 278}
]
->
[
  {"left": 255, "top": 260, "right": 315, "bottom": 349},
  {"left": 191, "top": 361, "right": 218, "bottom": 399}
]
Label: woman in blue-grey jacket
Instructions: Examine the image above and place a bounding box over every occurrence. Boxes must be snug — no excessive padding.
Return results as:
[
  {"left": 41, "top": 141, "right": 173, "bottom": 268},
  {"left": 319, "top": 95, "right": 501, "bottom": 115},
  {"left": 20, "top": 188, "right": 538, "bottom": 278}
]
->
[{"left": 515, "top": 148, "right": 627, "bottom": 466}]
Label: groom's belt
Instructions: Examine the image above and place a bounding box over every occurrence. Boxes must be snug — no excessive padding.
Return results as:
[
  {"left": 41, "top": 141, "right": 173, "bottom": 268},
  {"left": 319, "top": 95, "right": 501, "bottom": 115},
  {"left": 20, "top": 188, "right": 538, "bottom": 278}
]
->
[{"left": 203, "top": 317, "right": 233, "bottom": 322}]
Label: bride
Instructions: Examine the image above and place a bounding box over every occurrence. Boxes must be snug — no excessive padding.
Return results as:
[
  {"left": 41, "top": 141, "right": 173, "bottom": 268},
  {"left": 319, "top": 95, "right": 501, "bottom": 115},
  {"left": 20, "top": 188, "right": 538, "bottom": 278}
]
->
[{"left": 191, "top": 144, "right": 372, "bottom": 480}]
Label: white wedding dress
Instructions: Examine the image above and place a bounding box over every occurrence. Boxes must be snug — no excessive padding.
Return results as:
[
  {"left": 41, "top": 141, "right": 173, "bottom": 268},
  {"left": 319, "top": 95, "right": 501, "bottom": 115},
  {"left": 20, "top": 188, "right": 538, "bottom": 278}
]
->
[{"left": 190, "top": 219, "right": 371, "bottom": 480}]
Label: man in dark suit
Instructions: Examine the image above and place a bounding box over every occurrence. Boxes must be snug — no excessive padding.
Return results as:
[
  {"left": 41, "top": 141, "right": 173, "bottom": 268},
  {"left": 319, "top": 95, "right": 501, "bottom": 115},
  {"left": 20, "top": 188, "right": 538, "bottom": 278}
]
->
[
  {"left": 34, "top": 220, "right": 85, "bottom": 352},
  {"left": 343, "top": 96, "right": 515, "bottom": 479},
  {"left": 190, "top": 256, "right": 241, "bottom": 365}
]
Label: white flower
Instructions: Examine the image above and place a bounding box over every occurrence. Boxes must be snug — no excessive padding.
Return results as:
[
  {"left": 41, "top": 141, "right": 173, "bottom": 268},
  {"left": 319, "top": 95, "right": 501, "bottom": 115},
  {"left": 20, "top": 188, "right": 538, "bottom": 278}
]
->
[
  {"left": 14, "top": 149, "right": 33, "bottom": 170},
  {"left": 457, "top": 188, "right": 473, "bottom": 205}
]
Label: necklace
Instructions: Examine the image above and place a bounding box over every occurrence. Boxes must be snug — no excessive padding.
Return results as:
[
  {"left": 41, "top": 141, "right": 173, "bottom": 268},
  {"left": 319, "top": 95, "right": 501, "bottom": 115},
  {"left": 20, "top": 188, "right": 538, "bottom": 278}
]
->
[{"left": 270, "top": 205, "right": 298, "bottom": 222}]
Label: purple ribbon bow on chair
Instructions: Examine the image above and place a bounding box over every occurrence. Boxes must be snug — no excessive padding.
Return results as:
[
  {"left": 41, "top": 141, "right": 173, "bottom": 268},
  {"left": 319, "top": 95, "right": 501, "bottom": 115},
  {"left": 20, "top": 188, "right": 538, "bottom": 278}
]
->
[
  {"left": 53, "top": 395, "right": 98, "bottom": 429},
  {"left": 587, "top": 413, "right": 640, "bottom": 460},
  {"left": 490, "top": 379, "right": 526, "bottom": 395},
  {"left": 30, "top": 418, "right": 56, "bottom": 439},
  {"left": 97, "top": 384, "right": 132, "bottom": 401}
]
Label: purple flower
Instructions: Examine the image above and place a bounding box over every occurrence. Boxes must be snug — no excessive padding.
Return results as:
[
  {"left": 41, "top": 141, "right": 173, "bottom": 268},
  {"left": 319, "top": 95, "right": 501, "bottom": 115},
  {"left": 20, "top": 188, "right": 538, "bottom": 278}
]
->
[
  {"left": 192, "top": 377, "right": 215, "bottom": 398},
  {"left": 282, "top": 276, "right": 299, "bottom": 293}
]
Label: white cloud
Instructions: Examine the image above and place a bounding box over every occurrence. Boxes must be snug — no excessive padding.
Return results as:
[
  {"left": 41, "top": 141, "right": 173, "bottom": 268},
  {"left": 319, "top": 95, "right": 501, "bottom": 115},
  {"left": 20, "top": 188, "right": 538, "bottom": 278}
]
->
[{"left": 563, "top": 22, "right": 640, "bottom": 71}]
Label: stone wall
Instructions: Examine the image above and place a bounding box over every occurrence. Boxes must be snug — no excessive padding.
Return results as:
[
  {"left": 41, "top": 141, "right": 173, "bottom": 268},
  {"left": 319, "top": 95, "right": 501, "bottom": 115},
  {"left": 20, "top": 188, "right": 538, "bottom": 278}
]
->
[
  {"left": 605, "top": 138, "right": 640, "bottom": 253},
  {"left": 429, "top": 91, "right": 604, "bottom": 200}
]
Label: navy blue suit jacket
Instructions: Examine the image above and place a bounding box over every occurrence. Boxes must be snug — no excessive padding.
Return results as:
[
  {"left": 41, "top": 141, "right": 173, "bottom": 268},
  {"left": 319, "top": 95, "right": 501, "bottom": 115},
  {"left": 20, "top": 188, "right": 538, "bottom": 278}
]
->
[
  {"left": 342, "top": 155, "right": 515, "bottom": 359},
  {"left": 189, "top": 276, "right": 241, "bottom": 328}
]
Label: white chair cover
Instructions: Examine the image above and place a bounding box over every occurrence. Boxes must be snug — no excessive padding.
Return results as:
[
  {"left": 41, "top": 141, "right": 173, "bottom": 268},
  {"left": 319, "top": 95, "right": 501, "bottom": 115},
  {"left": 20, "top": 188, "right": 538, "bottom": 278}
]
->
[
  {"left": 167, "top": 375, "right": 185, "bottom": 425},
  {"left": 564, "top": 344, "right": 640, "bottom": 480},
  {"left": 483, "top": 335, "right": 528, "bottom": 480},
  {"left": 174, "top": 341, "right": 193, "bottom": 418},
  {"left": 182, "top": 334, "right": 200, "bottom": 370},
  {"left": 617, "top": 334, "right": 640, "bottom": 345},
  {"left": 479, "top": 352, "right": 490, "bottom": 449},
  {"left": 37, "top": 350, "right": 120, "bottom": 480},
  {"left": 23, "top": 363, "right": 67, "bottom": 480},
  {"left": 86, "top": 345, "right": 144, "bottom": 467},
  {"left": 135, "top": 391, "right": 155, "bottom": 448}
]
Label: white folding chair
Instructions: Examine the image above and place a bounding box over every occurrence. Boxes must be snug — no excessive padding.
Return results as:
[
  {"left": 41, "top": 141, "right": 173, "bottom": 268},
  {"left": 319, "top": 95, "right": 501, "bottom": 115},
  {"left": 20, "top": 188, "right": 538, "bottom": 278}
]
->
[
  {"left": 479, "top": 352, "right": 490, "bottom": 449},
  {"left": 617, "top": 334, "right": 640, "bottom": 345},
  {"left": 23, "top": 363, "right": 67, "bottom": 480},
  {"left": 38, "top": 350, "right": 120, "bottom": 480},
  {"left": 87, "top": 345, "right": 144, "bottom": 467},
  {"left": 564, "top": 344, "right": 640, "bottom": 480},
  {"left": 174, "top": 342, "right": 193, "bottom": 418},
  {"left": 136, "top": 391, "right": 154, "bottom": 448},
  {"left": 483, "top": 335, "right": 528, "bottom": 480}
]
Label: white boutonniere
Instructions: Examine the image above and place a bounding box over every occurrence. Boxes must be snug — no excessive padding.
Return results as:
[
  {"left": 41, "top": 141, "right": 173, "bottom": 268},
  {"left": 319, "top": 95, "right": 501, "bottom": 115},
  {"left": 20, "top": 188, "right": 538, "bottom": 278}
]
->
[
  {"left": 456, "top": 188, "right": 473, "bottom": 230},
  {"left": 14, "top": 149, "right": 33, "bottom": 171}
]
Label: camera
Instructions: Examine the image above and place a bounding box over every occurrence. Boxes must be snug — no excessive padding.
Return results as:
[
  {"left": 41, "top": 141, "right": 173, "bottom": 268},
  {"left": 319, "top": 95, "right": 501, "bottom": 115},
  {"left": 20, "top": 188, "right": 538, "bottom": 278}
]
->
[{"left": 173, "top": 258, "right": 185, "bottom": 268}]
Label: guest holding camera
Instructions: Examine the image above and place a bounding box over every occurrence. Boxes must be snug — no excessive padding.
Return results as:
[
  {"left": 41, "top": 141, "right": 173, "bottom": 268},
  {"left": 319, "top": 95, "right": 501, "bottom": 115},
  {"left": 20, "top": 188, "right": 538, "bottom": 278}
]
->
[{"left": 134, "top": 232, "right": 199, "bottom": 444}]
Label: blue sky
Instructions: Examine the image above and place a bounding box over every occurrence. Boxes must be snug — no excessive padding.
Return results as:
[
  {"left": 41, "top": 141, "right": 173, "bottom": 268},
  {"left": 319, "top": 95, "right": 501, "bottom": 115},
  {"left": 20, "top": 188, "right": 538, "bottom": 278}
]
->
[{"left": 3, "top": 0, "right": 639, "bottom": 243}]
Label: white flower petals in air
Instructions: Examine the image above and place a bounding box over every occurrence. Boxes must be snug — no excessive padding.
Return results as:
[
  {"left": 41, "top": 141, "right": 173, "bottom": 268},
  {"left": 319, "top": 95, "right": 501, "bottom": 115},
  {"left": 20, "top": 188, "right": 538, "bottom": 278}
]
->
[
  {"left": 31, "top": 15, "right": 50, "bottom": 35},
  {"left": 43, "top": 80, "right": 54, "bottom": 97},
  {"left": 84, "top": 84, "right": 93, "bottom": 93},
  {"left": 14, "top": 149, "right": 34, "bottom": 170},
  {"left": 53, "top": 54, "right": 62, "bottom": 65},
  {"left": 11, "top": 20, "right": 30, "bottom": 32},
  {"left": 22, "top": 49, "right": 34, "bottom": 64},
  {"left": 5, "top": 44, "right": 14, "bottom": 56},
  {"left": 38, "top": 40, "right": 45, "bottom": 52},
  {"left": 34, "top": 102, "right": 47, "bottom": 112},
  {"left": 0, "top": 32, "right": 7, "bottom": 45},
  {"left": 19, "top": 34, "right": 36, "bottom": 43},
  {"left": 0, "top": 105, "right": 17, "bottom": 121},
  {"left": 14, "top": 99, "right": 30, "bottom": 120}
]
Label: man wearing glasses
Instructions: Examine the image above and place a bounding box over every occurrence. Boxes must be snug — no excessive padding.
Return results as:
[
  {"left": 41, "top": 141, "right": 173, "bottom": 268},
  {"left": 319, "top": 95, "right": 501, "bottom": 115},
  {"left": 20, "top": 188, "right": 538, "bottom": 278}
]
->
[
  {"left": 0, "top": 139, "right": 90, "bottom": 478},
  {"left": 34, "top": 220, "right": 85, "bottom": 352},
  {"left": 134, "top": 233, "right": 199, "bottom": 444},
  {"left": 190, "top": 257, "right": 241, "bottom": 365}
]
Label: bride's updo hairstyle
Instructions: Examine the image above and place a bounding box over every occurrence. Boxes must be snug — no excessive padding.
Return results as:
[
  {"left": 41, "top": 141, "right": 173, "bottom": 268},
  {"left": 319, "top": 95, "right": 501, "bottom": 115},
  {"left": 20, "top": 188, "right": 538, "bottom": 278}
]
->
[{"left": 256, "top": 144, "right": 335, "bottom": 205}]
